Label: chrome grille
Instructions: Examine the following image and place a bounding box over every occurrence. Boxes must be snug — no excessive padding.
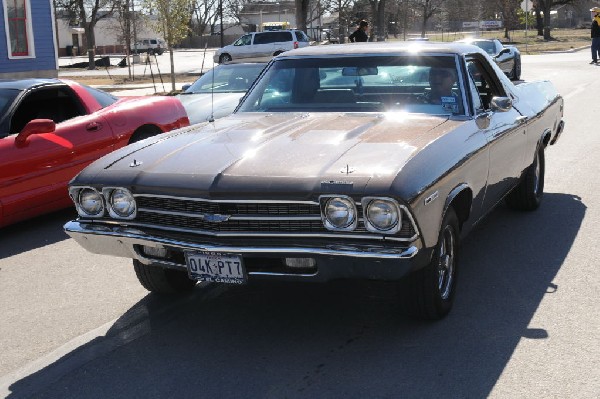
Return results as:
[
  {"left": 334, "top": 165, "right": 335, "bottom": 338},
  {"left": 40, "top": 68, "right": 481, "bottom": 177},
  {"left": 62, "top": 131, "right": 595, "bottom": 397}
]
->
[{"left": 129, "top": 195, "right": 416, "bottom": 240}]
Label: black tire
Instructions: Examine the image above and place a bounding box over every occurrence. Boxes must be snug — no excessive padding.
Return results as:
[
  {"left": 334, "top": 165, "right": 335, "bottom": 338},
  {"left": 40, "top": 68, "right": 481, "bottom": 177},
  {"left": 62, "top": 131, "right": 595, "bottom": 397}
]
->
[
  {"left": 273, "top": 51, "right": 284, "bottom": 57},
  {"left": 148, "top": 49, "right": 155, "bottom": 56},
  {"left": 506, "top": 145, "right": 545, "bottom": 211},
  {"left": 398, "top": 207, "right": 459, "bottom": 320},
  {"left": 129, "top": 125, "right": 163, "bottom": 144},
  {"left": 133, "top": 260, "right": 196, "bottom": 294},
  {"left": 219, "top": 53, "right": 232, "bottom": 63},
  {"left": 511, "top": 57, "right": 521, "bottom": 81}
]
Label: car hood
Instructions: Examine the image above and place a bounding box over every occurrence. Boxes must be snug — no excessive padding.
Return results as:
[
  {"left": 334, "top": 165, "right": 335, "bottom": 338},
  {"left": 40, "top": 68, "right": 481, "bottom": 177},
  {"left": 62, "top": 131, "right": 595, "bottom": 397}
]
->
[
  {"left": 176, "top": 92, "right": 245, "bottom": 124},
  {"left": 76, "top": 112, "right": 461, "bottom": 197}
]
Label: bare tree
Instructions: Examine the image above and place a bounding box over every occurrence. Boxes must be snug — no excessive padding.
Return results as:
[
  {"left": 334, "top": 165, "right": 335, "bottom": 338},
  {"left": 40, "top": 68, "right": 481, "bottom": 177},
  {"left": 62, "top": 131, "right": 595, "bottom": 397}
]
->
[
  {"left": 368, "top": 0, "right": 386, "bottom": 40},
  {"left": 146, "top": 0, "right": 192, "bottom": 91},
  {"left": 414, "top": 0, "right": 447, "bottom": 38},
  {"left": 56, "top": 0, "right": 116, "bottom": 69},
  {"left": 536, "top": 0, "right": 575, "bottom": 39}
]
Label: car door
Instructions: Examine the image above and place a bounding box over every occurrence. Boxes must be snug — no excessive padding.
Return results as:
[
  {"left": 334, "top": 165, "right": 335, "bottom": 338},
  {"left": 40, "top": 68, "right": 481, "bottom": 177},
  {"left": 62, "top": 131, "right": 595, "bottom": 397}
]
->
[
  {"left": 252, "top": 32, "right": 273, "bottom": 57},
  {"left": 466, "top": 56, "right": 527, "bottom": 210},
  {"left": 493, "top": 39, "right": 512, "bottom": 74},
  {"left": 0, "top": 85, "right": 116, "bottom": 222},
  {"left": 232, "top": 34, "right": 253, "bottom": 59}
]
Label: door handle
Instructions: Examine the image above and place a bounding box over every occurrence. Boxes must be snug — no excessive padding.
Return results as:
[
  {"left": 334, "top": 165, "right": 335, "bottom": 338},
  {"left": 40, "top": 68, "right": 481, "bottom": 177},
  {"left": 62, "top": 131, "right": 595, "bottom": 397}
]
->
[
  {"left": 86, "top": 121, "right": 102, "bottom": 132},
  {"left": 516, "top": 116, "right": 528, "bottom": 124}
]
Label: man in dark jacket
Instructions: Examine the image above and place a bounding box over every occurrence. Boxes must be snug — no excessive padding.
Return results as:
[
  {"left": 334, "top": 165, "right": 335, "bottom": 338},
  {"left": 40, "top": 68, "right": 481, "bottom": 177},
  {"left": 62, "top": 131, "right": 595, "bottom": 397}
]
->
[
  {"left": 349, "top": 20, "right": 369, "bottom": 43},
  {"left": 590, "top": 7, "right": 600, "bottom": 64}
]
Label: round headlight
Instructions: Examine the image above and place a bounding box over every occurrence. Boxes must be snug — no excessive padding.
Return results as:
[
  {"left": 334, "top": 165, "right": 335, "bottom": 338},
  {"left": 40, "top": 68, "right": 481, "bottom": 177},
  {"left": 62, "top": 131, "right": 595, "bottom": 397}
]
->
[
  {"left": 109, "top": 189, "right": 136, "bottom": 218},
  {"left": 366, "top": 199, "right": 400, "bottom": 231},
  {"left": 325, "top": 197, "right": 356, "bottom": 229},
  {"left": 78, "top": 188, "right": 104, "bottom": 216}
]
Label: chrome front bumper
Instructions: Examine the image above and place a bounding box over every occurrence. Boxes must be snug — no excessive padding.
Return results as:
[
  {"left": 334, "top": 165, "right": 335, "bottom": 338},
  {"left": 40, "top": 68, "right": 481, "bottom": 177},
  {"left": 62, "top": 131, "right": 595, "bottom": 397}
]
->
[{"left": 64, "top": 220, "right": 425, "bottom": 282}]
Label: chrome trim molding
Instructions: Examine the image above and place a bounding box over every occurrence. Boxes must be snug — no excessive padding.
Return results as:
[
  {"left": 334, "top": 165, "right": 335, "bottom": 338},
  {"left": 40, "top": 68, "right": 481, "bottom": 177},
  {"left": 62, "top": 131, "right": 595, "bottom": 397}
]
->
[
  {"left": 134, "top": 193, "right": 320, "bottom": 205},
  {"left": 64, "top": 221, "right": 420, "bottom": 260}
]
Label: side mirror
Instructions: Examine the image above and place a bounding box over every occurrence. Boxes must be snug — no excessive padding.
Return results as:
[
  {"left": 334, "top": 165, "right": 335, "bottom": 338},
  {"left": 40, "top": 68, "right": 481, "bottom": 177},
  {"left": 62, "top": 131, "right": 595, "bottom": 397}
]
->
[
  {"left": 181, "top": 84, "right": 191, "bottom": 91},
  {"left": 490, "top": 96, "right": 512, "bottom": 112},
  {"left": 15, "top": 119, "right": 56, "bottom": 147},
  {"left": 496, "top": 48, "right": 511, "bottom": 57}
]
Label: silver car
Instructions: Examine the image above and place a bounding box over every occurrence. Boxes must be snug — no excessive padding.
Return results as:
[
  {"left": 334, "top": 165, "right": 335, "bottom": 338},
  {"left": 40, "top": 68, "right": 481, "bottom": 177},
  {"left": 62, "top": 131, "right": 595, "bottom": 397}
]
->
[
  {"left": 177, "top": 62, "right": 266, "bottom": 125},
  {"left": 213, "top": 30, "right": 310, "bottom": 64}
]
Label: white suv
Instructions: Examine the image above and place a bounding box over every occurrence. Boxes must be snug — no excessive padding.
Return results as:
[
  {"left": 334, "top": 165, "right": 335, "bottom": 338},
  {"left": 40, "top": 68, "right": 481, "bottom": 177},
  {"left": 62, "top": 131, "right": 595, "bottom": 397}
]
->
[
  {"left": 131, "top": 38, "right": 165, "bottom": 55},
  {"left": 213, "top": 30, "right": 310, "bottom": 64}
]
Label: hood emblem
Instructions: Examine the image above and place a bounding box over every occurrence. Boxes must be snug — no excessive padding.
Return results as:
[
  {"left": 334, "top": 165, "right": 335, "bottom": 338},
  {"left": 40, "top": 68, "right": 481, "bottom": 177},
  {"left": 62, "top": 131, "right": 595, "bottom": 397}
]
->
[
  {"left": 129, "top": 159, "right": 143, "bottom": 168},
  {"left": 340, "top": 165, "right": 355, "bottom": 175},
  {"left": 201, "top": 213, "right": 231, "bottom": 223}
]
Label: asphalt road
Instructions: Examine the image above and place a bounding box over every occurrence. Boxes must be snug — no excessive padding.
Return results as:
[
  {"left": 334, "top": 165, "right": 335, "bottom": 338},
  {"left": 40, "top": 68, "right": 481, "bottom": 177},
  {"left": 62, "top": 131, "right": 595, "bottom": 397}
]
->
[{"left": 1, "top": 49, "right": 599, "bottom": 398}]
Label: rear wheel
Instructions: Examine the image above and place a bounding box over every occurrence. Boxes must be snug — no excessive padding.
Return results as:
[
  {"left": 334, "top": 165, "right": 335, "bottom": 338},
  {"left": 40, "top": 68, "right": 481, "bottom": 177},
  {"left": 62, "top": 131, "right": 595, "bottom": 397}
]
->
[
  {"left": 133, "top": 260, "right": 197, "bottom": 294},
  {"left": 219, "top": 53, "right": 232, "bottom": 63},
  {"left": 398, "top": 207, "right": 459, "bottom": 320},
  {"left": 273, "top": 51, "right": 284, "bottom": 57},
  {"left": 506, "top": 145, "right": 545, "bottom": 211},
  {"left": 129, "top": 125, "right": 163, "bottom": 144}
]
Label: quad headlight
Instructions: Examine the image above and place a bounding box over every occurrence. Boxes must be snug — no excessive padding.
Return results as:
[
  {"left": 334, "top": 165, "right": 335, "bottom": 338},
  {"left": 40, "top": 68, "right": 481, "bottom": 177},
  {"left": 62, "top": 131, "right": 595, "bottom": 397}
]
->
[
  {"left": 363, "top": 197, "right": 402, "bottom": 234},
  {"left": 106, "top": 188, "right": 136, "bottom": 219},
  {"left": 321, "top": 196, "right": 357, "bottom": 231},
  {"left": 74, "top": 187, "right": 105, "bottom": 217},
  {"left": 69, "top": 187, "right": 137, "bottom": 219}
]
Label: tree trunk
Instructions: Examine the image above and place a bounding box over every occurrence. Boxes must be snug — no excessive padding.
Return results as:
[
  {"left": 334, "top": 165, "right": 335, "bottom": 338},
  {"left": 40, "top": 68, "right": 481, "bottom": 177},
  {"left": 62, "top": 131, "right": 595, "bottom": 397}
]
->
[
  {"left": 535, "top": 5, "right": 543, "bottom": 36},
  {"left": 86, "top": 22, "right": 96, "bottom": 70},
  {"left": 542, "top": 2, "right": 552, "bottom": 40},
  {"left": 376, "top": 0, "right": 386, "bottom": 41},
  {"left": 170, "top": 48, "right": 176, "bottom": 92}
]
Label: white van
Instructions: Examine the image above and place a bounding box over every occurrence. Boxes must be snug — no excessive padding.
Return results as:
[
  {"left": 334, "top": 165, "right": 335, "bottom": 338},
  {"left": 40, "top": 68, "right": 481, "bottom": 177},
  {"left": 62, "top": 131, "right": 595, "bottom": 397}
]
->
[
  {"left": 213, "top": 30, "right": 310, "bottom": 64},
  {"left": 131, "top": 38, "right": 166, "bottom": 55}
]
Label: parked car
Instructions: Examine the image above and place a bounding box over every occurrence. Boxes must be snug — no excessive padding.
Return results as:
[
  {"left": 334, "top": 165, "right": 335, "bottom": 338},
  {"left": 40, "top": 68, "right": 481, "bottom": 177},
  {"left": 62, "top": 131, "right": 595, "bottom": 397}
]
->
[
  {"left": 131, "top": 38, "right": 166, "bottom": 55},
  {"left": 0, "top": 78, "right": 189, "bottom": 228},
  {"left": 456, "top": 38, "right": 521, "bottom": 80},
  {"left": 177, "top": 62, "right": 266, "bottom": 125},
  {"left": 213, "top": 30, "right": 310, "bottom": 64},
  {"left": 65, "top": 42, "right": 564, "bottom": 320}
]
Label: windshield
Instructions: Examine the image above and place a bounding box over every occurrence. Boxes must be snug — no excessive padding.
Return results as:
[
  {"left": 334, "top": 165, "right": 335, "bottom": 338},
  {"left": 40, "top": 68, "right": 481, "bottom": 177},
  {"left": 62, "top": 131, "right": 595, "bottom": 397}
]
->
[
  {"left": 183, "top": 64, "right": 266, "bottom": 94},
  {"left": 238, "top": 55, "right": 465, "bottom": 116},
  {"left": 471, "top": 41, "right": 496, "bottom": 55},
  {"left": 81, "top": 85, "right": 118, "bottom": 107}
]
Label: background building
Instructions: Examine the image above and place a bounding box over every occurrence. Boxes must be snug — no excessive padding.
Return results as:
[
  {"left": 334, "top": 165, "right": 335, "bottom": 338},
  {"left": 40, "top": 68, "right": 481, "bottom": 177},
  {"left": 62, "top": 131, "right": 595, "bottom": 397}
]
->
[{"left": 0, "top": 0, "right": 57, "bottom": 79}]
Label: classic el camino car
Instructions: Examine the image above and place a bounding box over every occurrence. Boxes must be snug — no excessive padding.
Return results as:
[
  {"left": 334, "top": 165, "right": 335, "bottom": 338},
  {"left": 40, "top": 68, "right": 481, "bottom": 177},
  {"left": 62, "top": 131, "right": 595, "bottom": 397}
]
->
[{"left": 64, "top": 43, "right": 564, "bottom": 320}]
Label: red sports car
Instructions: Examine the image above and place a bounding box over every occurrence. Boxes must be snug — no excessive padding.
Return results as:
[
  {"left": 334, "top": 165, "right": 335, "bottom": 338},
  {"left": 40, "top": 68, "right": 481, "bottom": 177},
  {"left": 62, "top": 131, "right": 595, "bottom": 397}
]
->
[{"left": 0, "top": 78, "right": 190, "bottom": 228}]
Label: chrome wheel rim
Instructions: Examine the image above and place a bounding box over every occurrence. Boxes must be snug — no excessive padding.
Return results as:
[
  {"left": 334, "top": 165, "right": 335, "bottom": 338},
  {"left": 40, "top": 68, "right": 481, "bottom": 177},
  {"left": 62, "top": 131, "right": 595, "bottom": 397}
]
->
[{"left": 437, "top": 225, "right": 455, "bottom": 300}]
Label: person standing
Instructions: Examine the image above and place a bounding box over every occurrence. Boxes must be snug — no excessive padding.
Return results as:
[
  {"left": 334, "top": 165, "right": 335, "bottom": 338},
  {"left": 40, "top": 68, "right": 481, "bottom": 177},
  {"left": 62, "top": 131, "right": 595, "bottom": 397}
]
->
[
  {"left": 590, "top": 7, "right": 600, "bottom": 64},
  {"left": 349, "top": 20, "right": 369, "bottom": 43}
]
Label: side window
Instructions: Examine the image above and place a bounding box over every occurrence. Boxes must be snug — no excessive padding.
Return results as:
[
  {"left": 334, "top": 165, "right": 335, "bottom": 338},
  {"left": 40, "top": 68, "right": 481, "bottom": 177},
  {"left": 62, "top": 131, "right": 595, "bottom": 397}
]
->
[
  {"left": 466, "top": 57, "right": 506, "bottom": 111},
  {"left": 295, "top": 31, "right": 309, "bottom": 42},
  {"left": 4, "top": 0, "right": 34, "bottom": 57},
  {"left": 254, "top": 33, "right": 268, "bottom": 45},
  {"left": 10, "top": 87, "right": 85, "bottom": 133},
  {"left": 150, "top": 40, "right": 157, "bottom": 45},
  {"left": 234, "top": 35, "right": 251, "bottom": 46}
]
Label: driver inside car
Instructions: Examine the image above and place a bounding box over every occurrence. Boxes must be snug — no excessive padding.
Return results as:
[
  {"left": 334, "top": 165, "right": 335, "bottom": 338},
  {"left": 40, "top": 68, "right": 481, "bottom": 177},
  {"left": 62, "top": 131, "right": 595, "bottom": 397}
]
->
[{"left": 421, "top": 67, "right": 460, "bottom": 112}]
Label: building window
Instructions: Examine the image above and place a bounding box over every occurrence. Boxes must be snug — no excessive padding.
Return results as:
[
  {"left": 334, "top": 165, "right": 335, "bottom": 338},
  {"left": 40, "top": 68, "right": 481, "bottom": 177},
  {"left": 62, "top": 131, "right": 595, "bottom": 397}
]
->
[{"left": 4, "top": 0, "right": 32, "bottom": 57}]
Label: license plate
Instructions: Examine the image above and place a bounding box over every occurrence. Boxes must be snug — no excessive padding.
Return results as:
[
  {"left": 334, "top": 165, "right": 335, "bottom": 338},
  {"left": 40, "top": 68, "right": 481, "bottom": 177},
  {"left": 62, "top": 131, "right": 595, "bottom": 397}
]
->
[{"left": 185, "top": 251, "right": 246, "bottom": 284}]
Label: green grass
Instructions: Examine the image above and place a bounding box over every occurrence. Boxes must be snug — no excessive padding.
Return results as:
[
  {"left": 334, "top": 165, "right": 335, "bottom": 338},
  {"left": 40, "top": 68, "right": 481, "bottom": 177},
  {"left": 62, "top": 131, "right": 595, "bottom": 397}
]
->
[{"left": 390, "top": 28, "right": 591, "bottom": 54}]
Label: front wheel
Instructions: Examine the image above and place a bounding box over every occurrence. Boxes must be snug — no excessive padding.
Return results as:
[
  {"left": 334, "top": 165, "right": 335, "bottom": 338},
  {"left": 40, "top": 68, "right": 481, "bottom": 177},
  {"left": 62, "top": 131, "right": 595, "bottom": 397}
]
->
[
  {"left": 506, "top": 145, "right": 545, "bottom": 211},
  {"left": 219, "top": 53, "right": 232, "bottom": 63},
  {"left": 511, "top": 57, "right": 521, "bottom": 80},
  {"left": 133, "top": 260, "right": 197, "bottom": 294},
  {"left": 398, "top": 207, "right": 459, "bottom": 320}
]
